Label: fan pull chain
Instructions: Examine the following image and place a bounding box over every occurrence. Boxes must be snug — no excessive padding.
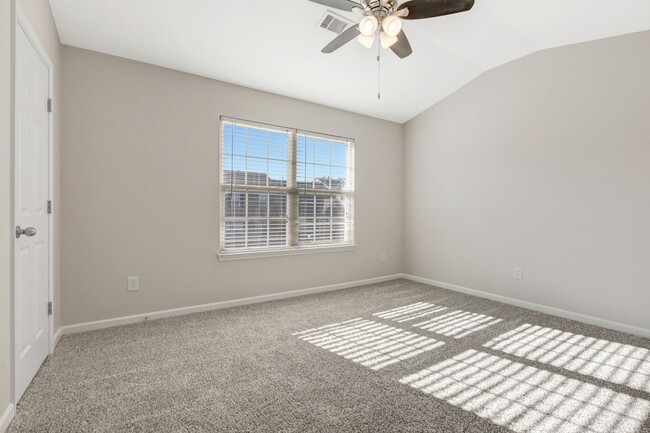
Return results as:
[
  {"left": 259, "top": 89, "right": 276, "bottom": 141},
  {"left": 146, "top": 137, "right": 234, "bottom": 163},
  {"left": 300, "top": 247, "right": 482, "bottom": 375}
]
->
[{"left": 377, "top": 35, "right": 381, "bottom": 100}]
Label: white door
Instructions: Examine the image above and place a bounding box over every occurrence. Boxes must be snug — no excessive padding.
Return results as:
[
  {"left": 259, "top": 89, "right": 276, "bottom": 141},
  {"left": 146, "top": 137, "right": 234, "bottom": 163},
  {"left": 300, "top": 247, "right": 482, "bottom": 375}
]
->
[{"left": 14, "top": 22, "right": 51, "bottom": 401}]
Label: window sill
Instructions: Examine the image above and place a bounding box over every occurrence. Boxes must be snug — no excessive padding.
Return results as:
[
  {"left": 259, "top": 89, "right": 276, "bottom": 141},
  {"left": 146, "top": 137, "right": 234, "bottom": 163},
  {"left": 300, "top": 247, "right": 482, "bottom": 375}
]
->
[{"left": 217, "top": 244, "right": 356, "bottom": 261}]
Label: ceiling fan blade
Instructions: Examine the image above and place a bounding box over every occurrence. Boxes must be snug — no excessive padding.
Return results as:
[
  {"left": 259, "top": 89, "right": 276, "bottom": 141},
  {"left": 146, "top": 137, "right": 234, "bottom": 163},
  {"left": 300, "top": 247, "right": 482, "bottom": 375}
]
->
[
  {"left": 397, "top": 0, "right": 474, "bottom": 20},
  {"left": 390, "top": 30, "right": 413, "bottom": 59},
  {"left": 308, "top": 0, "right": 362, "bottom": 12},
  {"left": 322, "top": 25, "right": 361, "bottom": 53}
]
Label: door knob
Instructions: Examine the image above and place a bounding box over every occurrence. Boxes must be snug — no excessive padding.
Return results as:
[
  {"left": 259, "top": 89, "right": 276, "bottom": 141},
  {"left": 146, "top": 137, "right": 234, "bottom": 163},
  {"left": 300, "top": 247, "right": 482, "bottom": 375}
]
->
[{"left": 16, "top": 226, "right": 37, "bottom": 238}]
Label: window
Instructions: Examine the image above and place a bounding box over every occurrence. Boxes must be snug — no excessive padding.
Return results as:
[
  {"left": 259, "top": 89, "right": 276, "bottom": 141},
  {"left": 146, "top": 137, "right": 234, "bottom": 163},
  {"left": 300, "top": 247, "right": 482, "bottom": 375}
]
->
[{"left": 219, "top": 117, "right": 354, "bottom": 259}]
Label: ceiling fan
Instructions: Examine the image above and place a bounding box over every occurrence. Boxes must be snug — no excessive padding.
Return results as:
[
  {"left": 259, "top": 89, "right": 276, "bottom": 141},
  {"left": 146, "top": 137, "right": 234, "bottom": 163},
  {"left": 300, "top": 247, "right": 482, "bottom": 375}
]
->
[{"left": 310, "top": 0, "right": 474, "bottom": 58}]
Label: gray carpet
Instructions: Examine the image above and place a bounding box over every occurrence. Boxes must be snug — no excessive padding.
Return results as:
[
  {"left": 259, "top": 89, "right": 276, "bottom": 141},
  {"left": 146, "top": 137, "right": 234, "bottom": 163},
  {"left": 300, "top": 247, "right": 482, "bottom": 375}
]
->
[{"left": 8, "top": 279, "right": 650, "bottom": 432}]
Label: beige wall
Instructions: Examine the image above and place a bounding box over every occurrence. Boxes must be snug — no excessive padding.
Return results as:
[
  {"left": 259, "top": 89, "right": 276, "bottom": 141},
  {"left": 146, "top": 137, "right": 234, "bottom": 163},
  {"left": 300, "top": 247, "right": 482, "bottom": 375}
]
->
[
  {"left": 1, "top": 0, "right": 15, "bottom": 418},
  {"left": 60, "top": 46, "right": 403, "bottom": 325},
  {"left": 17, "top": 0, "right": 63, "bottom": 336},
  {"left": 404, "top": 31, "right": 650, "bottom": 330}
]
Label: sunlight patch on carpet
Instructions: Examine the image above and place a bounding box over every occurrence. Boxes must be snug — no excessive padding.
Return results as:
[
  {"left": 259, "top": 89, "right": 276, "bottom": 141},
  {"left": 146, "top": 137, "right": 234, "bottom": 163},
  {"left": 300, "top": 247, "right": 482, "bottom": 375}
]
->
[
  {"left": 484, "top": 324, "right": 650, "bottom": 393},
  {"left": 373, "top": 302, "right": 448, "bottom": 323},
  {"left": 413, "top": 310, "right": 503, "bottom": 339},
  {"left": 293, "top": 318, "right": 444, "bottom": 370},
  {"left": 400, "top": 349, "right": 650, "bottom": 433}
]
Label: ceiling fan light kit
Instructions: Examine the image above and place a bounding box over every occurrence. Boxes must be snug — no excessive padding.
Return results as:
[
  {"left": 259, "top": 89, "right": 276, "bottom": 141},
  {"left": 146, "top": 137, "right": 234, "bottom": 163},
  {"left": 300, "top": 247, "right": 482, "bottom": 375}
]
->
[
  {"left": 357, "top": 33, "right": 376, "bottom": 48},
  {"left": 380, "top": 32, "right": 398, "bottom": 48},
  {"left": 309, "top": 0, "right": 475, "bottom": 58},
  {"left": 359, "top": 15, "right": 379, "bottom": 36},
  {"left": 382, "top": 15, "right": 402, "bottom": 37}
]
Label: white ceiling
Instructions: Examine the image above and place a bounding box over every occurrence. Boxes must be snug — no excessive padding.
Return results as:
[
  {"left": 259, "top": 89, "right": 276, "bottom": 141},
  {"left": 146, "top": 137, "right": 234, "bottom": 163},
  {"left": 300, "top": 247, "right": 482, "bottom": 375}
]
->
[{"left": 49, "top": 0, "right": 650, "bottom": 123}]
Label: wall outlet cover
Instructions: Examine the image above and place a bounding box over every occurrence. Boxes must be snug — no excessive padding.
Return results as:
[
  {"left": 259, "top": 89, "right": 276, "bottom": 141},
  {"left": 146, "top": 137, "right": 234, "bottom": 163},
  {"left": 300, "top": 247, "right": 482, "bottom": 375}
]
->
[{"left": 127, "top": 276, "right": 139, "bottom": 291}]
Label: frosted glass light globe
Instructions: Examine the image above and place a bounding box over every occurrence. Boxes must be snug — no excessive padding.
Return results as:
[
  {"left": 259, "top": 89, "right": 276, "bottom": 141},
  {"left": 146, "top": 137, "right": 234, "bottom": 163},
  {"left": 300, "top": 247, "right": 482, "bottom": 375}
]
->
[
  {"left": 359, "top": 15, "right": 378, "bottom": 36},
  {"left": 382, "top": 15, "right": 402, "bottom": 37}
]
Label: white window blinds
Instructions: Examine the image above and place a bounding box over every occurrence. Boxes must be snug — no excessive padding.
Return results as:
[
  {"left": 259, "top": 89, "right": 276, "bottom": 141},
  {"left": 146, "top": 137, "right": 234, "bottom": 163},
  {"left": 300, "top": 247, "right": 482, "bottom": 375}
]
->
[{"left": 220, "top": 117, "right": 354, "bottom": 254}]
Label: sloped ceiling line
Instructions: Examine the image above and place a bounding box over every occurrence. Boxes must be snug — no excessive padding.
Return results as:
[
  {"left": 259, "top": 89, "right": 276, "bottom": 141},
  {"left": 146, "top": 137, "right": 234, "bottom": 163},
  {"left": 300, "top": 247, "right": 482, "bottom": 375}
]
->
[{"left": 49, "top": 0, "right": 650, "bottom": 123}]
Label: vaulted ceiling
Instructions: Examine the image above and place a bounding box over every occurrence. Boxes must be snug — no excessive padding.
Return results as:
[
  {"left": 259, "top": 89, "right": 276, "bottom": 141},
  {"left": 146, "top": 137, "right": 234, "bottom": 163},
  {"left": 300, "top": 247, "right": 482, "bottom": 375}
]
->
[{"left": 49, "top": 0, "right": 650, "bottom": 123}]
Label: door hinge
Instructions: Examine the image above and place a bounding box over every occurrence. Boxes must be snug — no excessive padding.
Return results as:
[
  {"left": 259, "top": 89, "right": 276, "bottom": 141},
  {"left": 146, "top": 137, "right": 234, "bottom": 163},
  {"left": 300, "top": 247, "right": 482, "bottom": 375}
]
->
[
  {"left": 47, "top": 200, "right": 52, "bottom": 214},
  {"left": 48, "top": 301, "right": 53, "bottom": 316},
  {"left": 47, "top": 98, "right": 53, "bottom": 113}
]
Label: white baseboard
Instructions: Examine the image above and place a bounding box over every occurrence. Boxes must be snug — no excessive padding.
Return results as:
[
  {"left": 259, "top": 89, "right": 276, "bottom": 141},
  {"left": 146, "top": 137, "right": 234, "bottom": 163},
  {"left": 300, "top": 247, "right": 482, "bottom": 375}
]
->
[
  {"left": 0, "top": 404, "right": 14, "bottom": 433},
  {"left": 57, "top": 274, "right": 403, "bottom": 338},
  {"left": 401, "top": 274, "right": 650, "bottom": 339},
  {"left": 53, "top": 326, "right": 64, "bottom": 348},
  {"left": 55, "top": 272, "right": 649, "bottom": 343}
]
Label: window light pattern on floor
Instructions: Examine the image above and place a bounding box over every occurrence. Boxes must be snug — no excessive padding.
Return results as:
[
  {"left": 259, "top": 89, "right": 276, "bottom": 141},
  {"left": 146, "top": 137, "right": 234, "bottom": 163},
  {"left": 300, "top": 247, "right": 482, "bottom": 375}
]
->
[
  {"left": 400, "top": 350, "right": 650, "bottom": 433},
  {"left": 413, "top": 310, "right": 503, "bottom": 339},
  {"left": 484, "top": 324, "right": 650, "bottom": 393},
  {"left": 293, "top": 318, "right": 444, "bottom": 370},
  {"left": 372, "top": 302, "right": 448, "bottom": 323}
]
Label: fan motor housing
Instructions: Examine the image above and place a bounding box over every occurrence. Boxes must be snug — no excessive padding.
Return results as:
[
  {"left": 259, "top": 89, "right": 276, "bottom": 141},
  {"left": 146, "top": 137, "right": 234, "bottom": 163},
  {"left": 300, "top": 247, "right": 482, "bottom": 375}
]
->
[{"left": 361, "top": 0, "right": 397, "bottom": 18}]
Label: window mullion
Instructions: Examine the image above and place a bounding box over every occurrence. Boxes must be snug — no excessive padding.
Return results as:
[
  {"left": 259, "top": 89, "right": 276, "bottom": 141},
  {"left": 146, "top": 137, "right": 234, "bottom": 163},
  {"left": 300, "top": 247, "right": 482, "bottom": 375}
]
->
[
  {"left": 244, "top": 128, "right": 249, "bottom": 249},
  {"left": 266, "top": 132, "right": 270, "bottom": 248},
  {"left": 330, "top": 142, "right": 333, "bottom": 243},
  {"left": 287, "top": 130, "right": 298, "bottom": 247}
]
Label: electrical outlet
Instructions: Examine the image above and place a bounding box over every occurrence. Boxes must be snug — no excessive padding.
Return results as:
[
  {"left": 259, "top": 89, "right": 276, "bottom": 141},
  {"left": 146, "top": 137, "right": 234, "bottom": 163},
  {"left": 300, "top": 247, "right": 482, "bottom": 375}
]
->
[
  {"left": 127, "top": 276, "right": 139, "bottom": 292},
  {"left": 380, "top": 252, "right": 386, "bottom": 263},
  {"left": 514, "top": 268, "right": 523, "bottom": 280}
]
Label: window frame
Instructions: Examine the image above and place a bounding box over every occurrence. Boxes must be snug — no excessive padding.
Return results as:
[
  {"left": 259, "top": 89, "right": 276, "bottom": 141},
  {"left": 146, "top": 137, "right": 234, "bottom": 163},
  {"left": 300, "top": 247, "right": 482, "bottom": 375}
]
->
[{"left": 217, "top": 116, "right": 355, "bottom": 261}]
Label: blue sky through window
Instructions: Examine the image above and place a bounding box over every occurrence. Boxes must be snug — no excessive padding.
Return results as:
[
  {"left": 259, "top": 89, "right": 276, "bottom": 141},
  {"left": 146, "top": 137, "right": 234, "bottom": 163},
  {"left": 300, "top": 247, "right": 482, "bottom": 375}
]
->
[{"left": 223, "top": 124, "right": 348, "bottom": 183}]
